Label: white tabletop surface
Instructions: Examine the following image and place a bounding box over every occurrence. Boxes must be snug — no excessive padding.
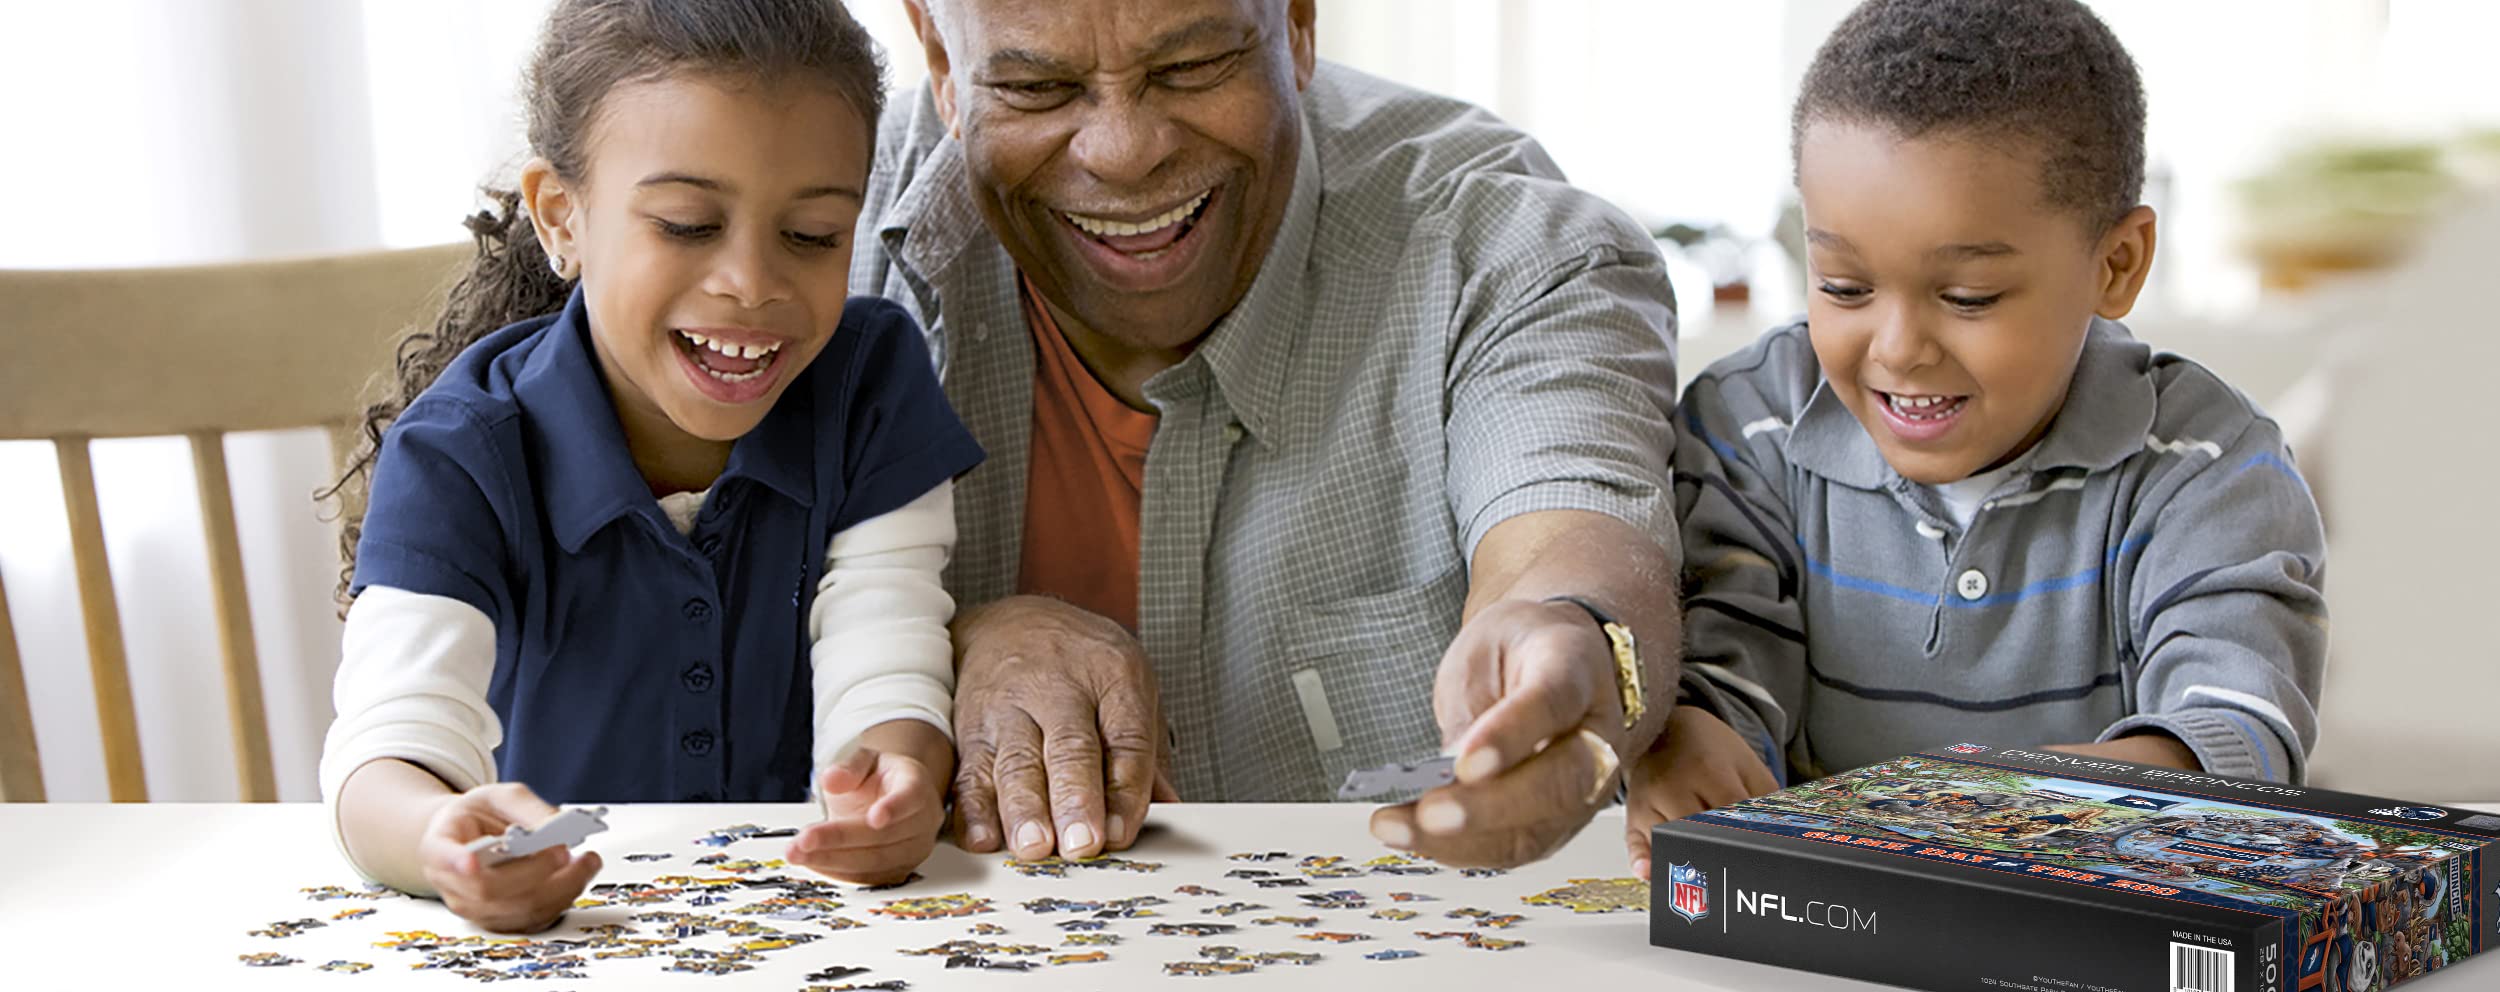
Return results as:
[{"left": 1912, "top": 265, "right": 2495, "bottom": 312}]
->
[{"left": 2, "top": 801, "right": 2493, "bottom": 990}]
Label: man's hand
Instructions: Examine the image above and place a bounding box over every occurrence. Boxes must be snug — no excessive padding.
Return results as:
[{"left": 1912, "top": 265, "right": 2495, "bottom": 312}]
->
[
  {"left": 1622, "top": 705, "right": 1780, "bottom": 879},
  {"left": 949, "top": 596, "right": 1177, "bottom": 862},
  {"left": 1367, "top": 598, "right": 1628, "bottom": 868},
  {"left": 789, "top": 720, "right": 952, "bottom": 885},
  {"left": 418, "top": 783, "right": 603, "bottom": 934}
]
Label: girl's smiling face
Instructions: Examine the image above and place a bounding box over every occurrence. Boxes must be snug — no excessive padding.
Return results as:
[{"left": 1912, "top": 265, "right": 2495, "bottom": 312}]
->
[
  {"left": 524, "top": 73, "right": 870, "bottom": 481},
  {"left": 1797, "top": 120, "right": 2156, "bottom": 485}
]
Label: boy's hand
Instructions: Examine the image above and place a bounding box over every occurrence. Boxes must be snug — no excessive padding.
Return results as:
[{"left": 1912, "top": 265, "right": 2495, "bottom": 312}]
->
[
  {"left": 418, "top": 783, "right": 603, "bottom": 933},
  {"left": 790, "top": 745, "right": 946, "bottom": 885},
  {"left": 2045, "top": 733, "right": 2202, "bottom": 771},
  {"left": 1623, "top": 705, "right": 1780, "bottom": 880}
]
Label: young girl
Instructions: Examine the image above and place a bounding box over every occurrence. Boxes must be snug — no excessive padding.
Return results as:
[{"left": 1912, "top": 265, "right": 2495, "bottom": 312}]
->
[{"left": 317, "top": 0, "right": 983, "bottom": 933}]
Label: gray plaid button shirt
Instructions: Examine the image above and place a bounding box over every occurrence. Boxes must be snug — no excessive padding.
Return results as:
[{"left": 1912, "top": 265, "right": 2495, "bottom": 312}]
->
[{"left": 851, "top": 63, "right": 1679, "bottom": 800}]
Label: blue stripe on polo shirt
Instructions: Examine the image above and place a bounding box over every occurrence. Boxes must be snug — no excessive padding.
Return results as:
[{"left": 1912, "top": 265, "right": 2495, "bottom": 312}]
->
[
  {"left": 1803, "top": 532, "right": 2154, "bottom": 609},
  {"left": 2237, "top": 453, "right": 2306, "bottom": 486}
]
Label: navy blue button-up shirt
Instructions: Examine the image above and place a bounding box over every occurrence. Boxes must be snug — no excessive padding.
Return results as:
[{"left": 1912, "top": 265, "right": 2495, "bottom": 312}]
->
[{"left": 351, "top": 289, "right": 982, "bottom": 803}]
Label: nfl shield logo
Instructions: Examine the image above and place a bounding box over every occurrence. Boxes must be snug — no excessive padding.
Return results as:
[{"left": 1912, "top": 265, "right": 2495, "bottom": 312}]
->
[
  {"left": 1945, "top": 743, "right": 1988, "bottom": 754},
  {"left": 1667, "top": 863, "right": 1710, "bottom": 923}
]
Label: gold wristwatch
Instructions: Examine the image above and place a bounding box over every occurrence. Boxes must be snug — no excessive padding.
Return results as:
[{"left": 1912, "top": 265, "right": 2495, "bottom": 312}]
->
[{"left": 1547, "top": 595, "right": 1644, "bottom": 731}]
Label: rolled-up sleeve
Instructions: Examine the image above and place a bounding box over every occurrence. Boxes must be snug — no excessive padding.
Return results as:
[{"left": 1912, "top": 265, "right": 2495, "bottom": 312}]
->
[
  {"left": 1444, "top": 248, "right": 1680, "bottom": 562},
  {"left": 809, "top": 481, "right": 961, "bottom": 777}
]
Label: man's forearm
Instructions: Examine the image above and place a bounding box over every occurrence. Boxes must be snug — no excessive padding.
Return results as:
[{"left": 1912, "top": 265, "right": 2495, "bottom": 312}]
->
[{"left": 1467, "top": 509, "right": 1680, "bottom": 755}]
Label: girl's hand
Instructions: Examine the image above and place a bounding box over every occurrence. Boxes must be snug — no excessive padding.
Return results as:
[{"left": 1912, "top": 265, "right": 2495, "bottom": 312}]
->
[
  {"left": 418, "top": 782, "right": 604, "bottom": 933},
  {"left": 789, "top": 744, "right": 947, "bottom": 885},
  {"left": 1622, "top": 705, "right": 1781, "bottom": 880}
]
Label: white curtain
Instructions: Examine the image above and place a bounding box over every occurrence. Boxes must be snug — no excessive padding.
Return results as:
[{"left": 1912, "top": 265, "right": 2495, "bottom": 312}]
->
[{"left": 1, "top": 0, "right": 2474, "bottom": 802}]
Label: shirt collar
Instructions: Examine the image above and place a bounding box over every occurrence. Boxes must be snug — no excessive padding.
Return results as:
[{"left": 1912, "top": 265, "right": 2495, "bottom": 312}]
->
[
  {"left": 876, "top": 122, "right": 991, "bottom": 305},
  {"left": 1168, "top": 124, "right": 1321, "bottom": 443},
  {"left": 1786, "top": 317, "right": 2155, "bottom": 490},
  {"left": 516, "top": 287, "right": 816, "bottom": 554}
]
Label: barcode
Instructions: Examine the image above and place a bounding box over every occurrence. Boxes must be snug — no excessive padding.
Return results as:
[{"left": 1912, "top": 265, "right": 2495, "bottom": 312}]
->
[{"left": 2171, "top": 941, "right": 2234, "bottom": 992}]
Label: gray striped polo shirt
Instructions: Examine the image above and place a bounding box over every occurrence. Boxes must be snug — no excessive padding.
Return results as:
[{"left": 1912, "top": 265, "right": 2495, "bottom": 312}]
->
[{"left": 1676, "top": 319, "right": 2326, "bottom": 784}]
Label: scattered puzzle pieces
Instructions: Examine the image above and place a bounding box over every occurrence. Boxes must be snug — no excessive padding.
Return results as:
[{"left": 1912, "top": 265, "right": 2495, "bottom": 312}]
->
[
  {"left": 1417, "top": 930, "right": 1529, "bottom": 951},
  {"left": 944, "top": 954, "right": 1037, "bottom": 972},
  {"left": 246, "top": 918, "right": 326, "bottom": 939},
  {"left": 1003, "top": 854, "right": 1167, "bottom": 877},
  {"left": 1150, "top": 922, "right": 1239, "bottom": 937},
  {"left": 871, "top": 893, "right": 994, "bottom": 920},
  {"left": 261, "top": 820, "right": 1605, "bottom": 983},
  {"left": 1300, "top": 889, "right": 1367, "bottom": 910},
  {"left": 1522, "top": 877, "right": 1649, "bottom": 914},
  {"left": 299, "top": 883, "right": 394, "bottom": 902},
  {"left": 693, "top": 823, "right": 797, "bottom": 847},
  {"left": 901, "top": 939, "right": 1049, "bottom": 958},
  {"left": 1166, "top": 960, "right": 1257, "bottom": 976}
]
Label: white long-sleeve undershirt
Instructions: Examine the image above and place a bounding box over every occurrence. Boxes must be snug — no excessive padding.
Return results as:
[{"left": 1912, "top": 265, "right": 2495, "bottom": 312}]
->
[{"left": 318, "top": 481, "right": 960, "bottom": 870}]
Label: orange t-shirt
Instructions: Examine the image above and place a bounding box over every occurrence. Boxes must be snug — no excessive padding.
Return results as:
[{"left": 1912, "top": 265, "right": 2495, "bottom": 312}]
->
[{"left": 1016, "top": 278, "right": 1155, "bottom": 632}]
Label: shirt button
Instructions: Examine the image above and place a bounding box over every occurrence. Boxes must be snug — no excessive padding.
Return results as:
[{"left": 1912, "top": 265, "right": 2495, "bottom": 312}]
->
[
  {"left": 1956, "top": 569, "right": 1990, "bottom": 601},
  {"left": 681, "top": 730, "right": 715, "bottom": 756},
  {"left": 1223, "top": 422, "right": 1245, "bottom": 444},
  {"left": 683, "top": 598, "right": 712, "bottom": 621},
  {"left": 681, "top": 663, "right": 715, "bottom": 693}
]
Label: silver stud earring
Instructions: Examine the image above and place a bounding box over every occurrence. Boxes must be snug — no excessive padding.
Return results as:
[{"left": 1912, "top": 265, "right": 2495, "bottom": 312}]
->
[{"left": 548, "top": 254, "right": 566, "bottom": 278}]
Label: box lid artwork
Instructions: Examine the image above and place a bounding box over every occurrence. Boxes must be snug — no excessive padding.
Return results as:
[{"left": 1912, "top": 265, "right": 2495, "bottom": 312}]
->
[{"left": 1652, "top": 744, "right": 2497, "bottom": 992}]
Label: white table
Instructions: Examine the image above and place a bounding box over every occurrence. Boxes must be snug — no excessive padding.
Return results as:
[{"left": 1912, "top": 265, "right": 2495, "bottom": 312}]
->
[{"left": 1, "top": 802, "right": 2493, "bottom": 990}]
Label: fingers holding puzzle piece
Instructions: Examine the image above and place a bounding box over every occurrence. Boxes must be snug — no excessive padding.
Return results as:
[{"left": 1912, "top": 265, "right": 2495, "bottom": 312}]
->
[{"left": 464, "top": 805, "right": 611, "bottom": 867}]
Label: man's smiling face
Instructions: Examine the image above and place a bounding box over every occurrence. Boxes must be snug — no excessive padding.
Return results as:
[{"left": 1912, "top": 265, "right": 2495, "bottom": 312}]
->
[{"left": 911, "top": 0, "right": 1316, "bottom": 353}]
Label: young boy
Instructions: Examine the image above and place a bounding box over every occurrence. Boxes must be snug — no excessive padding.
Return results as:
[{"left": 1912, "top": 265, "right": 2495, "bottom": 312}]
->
[{"left": 1624, "top": 0, "right": 2328, "bottom": 878}]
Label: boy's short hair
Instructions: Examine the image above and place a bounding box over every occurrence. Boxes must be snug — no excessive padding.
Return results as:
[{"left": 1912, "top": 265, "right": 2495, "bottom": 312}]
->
[{"left": 1794, "top": 0, "right": 2146, "bottom": 230}]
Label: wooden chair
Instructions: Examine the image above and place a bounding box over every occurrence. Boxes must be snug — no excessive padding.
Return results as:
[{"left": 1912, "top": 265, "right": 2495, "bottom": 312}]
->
[{"left": 0, "top": 244, "right": 468, "bottom": 802}]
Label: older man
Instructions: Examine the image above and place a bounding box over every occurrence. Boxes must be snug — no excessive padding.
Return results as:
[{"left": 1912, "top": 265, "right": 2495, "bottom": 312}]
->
[{"left": 853, "top": 0, "right": 1682, "bottom": 869}]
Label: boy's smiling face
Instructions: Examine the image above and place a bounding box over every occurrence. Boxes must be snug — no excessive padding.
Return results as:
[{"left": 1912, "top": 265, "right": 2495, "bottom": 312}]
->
[{"left": 1797, "top": 120, "right": 2155, "bottom": 485}]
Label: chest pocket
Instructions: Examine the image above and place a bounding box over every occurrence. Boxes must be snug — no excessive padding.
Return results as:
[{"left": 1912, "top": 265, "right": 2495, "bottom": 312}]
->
[{"left": 1277, "top": 564, "right": 1467, "bottom": 799}]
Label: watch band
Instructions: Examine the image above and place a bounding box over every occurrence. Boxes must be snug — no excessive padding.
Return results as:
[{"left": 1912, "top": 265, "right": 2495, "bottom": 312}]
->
[{"left": 1544, "top": 595, "right": 1645, "bottom": 731}]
